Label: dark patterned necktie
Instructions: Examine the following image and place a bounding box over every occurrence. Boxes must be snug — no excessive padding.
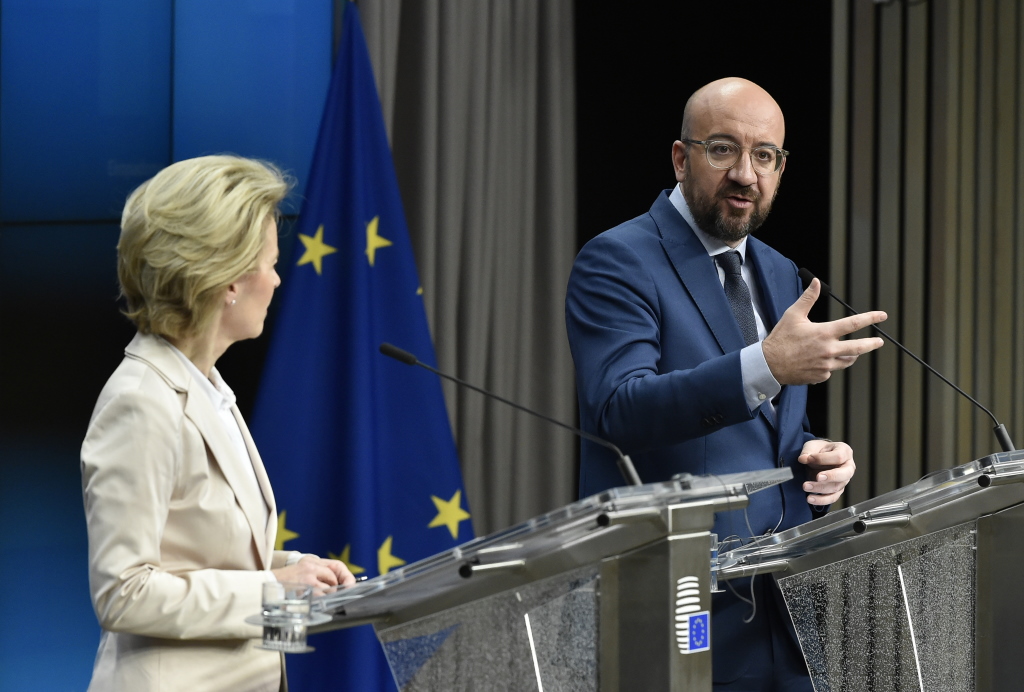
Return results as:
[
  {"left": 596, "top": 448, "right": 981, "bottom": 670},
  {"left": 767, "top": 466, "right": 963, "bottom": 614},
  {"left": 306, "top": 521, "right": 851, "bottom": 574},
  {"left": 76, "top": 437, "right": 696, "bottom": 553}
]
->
[{"left": 715, "top": 251, "right": 759, "bottom": 346}]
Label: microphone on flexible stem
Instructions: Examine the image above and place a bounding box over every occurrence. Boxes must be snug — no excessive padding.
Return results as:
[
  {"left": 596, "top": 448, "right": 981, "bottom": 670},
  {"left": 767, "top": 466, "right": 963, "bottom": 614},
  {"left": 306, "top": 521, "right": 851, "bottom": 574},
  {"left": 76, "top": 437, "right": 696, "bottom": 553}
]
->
[
  {"left": 379, "top": 342, "right": 644, "bottom": 486},
  {"left": 798, "top": 268, "right": 1016, "bottom": 452}
]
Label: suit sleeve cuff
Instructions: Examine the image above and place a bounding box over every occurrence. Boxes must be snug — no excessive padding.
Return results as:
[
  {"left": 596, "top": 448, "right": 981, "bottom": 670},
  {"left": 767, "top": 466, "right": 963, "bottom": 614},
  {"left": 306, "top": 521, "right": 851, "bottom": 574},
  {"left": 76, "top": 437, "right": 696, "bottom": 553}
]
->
[{"left": 740, "top": 342, "right": 782, "bottom": 413}]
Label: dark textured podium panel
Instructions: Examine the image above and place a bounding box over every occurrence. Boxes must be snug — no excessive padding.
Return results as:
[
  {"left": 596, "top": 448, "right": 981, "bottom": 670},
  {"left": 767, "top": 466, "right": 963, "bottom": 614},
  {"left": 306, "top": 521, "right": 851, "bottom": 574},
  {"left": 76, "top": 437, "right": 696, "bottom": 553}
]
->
[{"left": 780, "top": 523, "right": 976, "bottom": 692}]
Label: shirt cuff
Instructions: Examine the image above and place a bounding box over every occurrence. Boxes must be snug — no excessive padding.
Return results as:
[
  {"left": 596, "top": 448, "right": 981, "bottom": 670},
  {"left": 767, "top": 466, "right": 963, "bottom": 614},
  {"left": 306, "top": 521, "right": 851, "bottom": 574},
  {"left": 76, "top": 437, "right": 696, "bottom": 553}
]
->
[{"left": 740, "top": 342, "right": 782, "bottom": 413}]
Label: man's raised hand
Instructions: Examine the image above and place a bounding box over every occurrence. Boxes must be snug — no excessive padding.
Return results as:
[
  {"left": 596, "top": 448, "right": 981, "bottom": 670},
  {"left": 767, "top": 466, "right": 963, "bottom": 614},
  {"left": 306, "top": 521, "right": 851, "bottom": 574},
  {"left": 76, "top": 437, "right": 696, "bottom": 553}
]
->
[{"left": 762, "top": 278, "right": 887, "bottom": 385}]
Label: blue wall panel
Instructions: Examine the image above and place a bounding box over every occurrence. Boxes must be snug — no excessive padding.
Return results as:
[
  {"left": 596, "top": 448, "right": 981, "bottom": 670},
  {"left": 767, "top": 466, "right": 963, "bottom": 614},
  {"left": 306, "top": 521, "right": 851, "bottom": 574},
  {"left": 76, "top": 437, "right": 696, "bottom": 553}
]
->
[
  {"left": 0, "top": 438, "right": 98, "bottom": 692},
  {"left": 0, "top": 222, "right": 132, "bottom": 691},
  {"left": 0, "top": 2, "right": 335, "bottom": 687},
  {"left": 0, "top": 0, "right": 172, "bottom": 222},
  {"left": 173, "top": 0, "right": 332, "bottom": 213}
]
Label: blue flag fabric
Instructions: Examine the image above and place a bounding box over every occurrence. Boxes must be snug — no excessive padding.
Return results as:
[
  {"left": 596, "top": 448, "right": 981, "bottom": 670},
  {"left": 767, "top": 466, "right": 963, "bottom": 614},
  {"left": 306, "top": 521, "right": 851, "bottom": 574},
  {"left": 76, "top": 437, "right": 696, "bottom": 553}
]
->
[{"left": 251, "top": 4, "right": 472, "bottom": 690}]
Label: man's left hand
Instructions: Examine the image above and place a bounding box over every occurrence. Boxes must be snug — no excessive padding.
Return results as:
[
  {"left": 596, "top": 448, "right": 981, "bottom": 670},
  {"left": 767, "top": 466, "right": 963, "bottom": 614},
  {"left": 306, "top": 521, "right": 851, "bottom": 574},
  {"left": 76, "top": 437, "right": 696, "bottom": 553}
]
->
[{"left": 798, "top": 439, "right": 856, "bottom": 506}]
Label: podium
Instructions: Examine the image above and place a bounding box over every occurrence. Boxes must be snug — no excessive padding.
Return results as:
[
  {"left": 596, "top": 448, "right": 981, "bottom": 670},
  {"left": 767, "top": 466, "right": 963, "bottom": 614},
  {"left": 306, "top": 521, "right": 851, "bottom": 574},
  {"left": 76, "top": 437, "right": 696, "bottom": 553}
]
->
[
  {"left": 306, "top": 469, "right": 791, "bottom": 691},
  {"left": 717, "top": 449, "right": 1024, "bottom": 692}
]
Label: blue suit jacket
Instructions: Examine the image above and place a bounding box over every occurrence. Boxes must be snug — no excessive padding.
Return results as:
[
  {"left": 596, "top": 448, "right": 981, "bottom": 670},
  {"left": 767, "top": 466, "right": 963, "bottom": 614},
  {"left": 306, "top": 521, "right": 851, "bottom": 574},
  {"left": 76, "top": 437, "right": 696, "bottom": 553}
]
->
[{"left": 566, "top": 191, "right": 817, "bottom": 685}]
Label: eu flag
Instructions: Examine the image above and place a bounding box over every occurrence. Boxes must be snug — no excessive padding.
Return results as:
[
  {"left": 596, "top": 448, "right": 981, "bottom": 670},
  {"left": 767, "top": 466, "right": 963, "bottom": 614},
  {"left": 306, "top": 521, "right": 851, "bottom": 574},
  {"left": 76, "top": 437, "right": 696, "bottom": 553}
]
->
[{"left": 251, "top": 3, "right": 472, "bottom": 690}]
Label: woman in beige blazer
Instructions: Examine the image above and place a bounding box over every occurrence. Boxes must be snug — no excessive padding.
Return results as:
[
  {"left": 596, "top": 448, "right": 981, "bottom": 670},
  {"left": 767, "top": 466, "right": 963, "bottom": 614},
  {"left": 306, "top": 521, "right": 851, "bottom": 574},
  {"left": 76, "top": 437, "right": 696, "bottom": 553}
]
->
[{"left": 81, "top": 156, "right": 355, "bottom": 692}]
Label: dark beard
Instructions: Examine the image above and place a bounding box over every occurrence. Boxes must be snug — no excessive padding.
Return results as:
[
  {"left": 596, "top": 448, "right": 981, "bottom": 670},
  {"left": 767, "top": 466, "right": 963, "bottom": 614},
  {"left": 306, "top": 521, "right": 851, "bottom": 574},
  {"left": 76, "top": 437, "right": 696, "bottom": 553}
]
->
[{"left": 683, "top": 180, "right": 776, "bottom": 244}]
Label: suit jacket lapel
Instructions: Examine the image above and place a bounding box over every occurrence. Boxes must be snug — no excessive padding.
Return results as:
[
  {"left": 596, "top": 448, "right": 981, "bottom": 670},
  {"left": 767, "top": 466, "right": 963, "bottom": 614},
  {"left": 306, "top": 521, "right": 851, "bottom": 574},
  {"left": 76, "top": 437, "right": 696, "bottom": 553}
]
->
[
  {"left": 745, "top": 238, "right": 784, "bottom": 329},
  {"left": 125, "top": 333, "right": 274, "bottom": 570},
  {"left": 650, "top": 193, "right": 748, "bottom": 355},
  {"left": 746, "top": 239, "right": 791, "bottom": 433},
  {"left": 652, "top": 194, "right": 787, "bottom": 435},
  {"left": 230, "top": 405, "right": 277, "bottom": 565},
  {"left": 181, "top": 382, "right": 274, "bottom": 570}
]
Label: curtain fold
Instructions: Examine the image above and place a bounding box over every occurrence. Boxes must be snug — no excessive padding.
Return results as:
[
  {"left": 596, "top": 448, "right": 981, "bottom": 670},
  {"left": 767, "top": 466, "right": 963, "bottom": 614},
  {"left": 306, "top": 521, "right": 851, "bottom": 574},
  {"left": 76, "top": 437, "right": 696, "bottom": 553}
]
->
[
  {"left": 361, "top": 0, "right": 577, "bottom": 534},
  {"left": 830, "top": 0, "right": 1024, "bottom": 500}
]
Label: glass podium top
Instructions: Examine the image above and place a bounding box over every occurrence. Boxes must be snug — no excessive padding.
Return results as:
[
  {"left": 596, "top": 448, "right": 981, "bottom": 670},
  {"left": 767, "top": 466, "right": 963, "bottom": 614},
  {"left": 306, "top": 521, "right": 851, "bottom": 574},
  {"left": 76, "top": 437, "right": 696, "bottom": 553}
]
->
[
  {"left": 315, "top": 468, "right": 792, "bottom": 626},
  {"left": 718, "top": 449, "right": 1024, "bottom": 577}
]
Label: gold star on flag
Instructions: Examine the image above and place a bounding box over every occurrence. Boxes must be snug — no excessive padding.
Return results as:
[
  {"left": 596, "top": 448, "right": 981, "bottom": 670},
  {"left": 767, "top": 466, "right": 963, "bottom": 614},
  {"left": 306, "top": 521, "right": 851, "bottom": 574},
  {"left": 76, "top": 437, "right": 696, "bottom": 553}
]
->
[
  {"left": 377, "top": 536, "right": 406, "bottom": 575},
  {"left": 365, "top": 215, "right": 392, "bottom": 266},
  {"left": 296, "top": 225, "right": 338, "bottom": 275},
  {"left": 428, "top": 489, "right": 471, "bottom": 539},
  {"left": 328, "top": 544, "right": 365, "bottom": 575},
  {"left": 275, "top": 511, "right": 299, "bottom": 550}
]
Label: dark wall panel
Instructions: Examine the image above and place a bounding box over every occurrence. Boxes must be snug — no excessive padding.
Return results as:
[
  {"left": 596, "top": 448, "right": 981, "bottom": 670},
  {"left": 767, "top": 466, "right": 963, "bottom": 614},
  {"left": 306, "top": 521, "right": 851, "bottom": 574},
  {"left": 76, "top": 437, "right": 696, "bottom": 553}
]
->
[
  {"left": 574, "top": 0, "right": 834, "bottom": 435},
  {"left": 0, "top": 222, "right": 129, "bottom": 690},
  {"left": 1, "top": 224, "right": 131, "bottom": 437}
]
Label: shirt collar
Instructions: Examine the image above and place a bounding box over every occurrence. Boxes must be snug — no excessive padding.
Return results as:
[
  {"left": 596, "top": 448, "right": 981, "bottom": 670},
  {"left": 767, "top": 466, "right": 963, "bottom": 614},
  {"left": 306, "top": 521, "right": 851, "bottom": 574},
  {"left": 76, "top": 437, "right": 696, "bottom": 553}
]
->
[
  {"left": 668, "top": 183, "right": 749, "bottom": 262},
  {"left": 160, "top": 337, "right": 237, "bottom": 413}
]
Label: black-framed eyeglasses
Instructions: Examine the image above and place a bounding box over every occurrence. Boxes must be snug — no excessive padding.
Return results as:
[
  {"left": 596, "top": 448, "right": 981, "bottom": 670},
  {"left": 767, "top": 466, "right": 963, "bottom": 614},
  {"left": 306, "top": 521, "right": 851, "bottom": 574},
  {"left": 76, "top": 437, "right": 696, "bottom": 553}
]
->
[{"left": 681, "top": 139, "right": 788, "bottom": 176}]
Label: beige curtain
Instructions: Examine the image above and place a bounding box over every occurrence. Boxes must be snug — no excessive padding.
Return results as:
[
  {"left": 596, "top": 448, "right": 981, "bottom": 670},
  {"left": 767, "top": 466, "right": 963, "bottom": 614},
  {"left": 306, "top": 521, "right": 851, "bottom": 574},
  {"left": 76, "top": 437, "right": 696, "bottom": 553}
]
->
[
  {"left": 360, "top": 0, "right": 578, "bottom": 535},
  {"left": 830, "top": 0, "right": 1024, "bottom": 504}
]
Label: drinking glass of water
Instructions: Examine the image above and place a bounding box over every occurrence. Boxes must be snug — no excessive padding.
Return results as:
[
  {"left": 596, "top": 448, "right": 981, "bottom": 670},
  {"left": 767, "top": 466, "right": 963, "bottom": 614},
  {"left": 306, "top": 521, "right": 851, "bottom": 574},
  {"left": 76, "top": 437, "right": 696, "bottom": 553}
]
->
[{"left": 260, "top": 581, "right": 313, "bottom": 652}]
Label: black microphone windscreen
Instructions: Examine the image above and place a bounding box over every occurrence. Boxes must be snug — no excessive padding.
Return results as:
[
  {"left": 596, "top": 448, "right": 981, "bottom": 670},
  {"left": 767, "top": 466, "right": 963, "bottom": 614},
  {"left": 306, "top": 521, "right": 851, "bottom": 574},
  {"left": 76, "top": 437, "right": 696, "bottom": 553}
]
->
[
  {"left": 379, "top": 342, "right": 418, "bottom": 365},
  {"left": 798, "top": 268, "right": 831, "bottom": 296}
]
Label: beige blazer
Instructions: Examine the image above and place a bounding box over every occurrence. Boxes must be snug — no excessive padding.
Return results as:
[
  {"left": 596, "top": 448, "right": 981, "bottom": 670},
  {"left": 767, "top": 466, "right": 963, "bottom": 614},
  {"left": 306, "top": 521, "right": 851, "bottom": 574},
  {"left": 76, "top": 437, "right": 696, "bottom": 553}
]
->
[{"left": 81, "top": 333, "right": 291, "bottom": 692}]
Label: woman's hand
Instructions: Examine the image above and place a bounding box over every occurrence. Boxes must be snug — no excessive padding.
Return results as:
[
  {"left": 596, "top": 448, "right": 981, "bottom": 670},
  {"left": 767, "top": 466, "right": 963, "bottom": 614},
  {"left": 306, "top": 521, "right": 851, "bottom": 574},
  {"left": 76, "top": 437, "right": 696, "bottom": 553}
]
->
[{"left": 271, "top": 555, "right": 356, "bottom": 592}]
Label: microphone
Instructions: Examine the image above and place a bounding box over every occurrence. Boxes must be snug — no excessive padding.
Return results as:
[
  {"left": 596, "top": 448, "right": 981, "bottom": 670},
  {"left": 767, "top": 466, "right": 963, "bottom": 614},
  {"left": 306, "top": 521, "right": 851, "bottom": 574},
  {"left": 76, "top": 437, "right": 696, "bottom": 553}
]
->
[
  {"left": 379, "top": 342, "right": 644, "bottom": 486},
  {"left": 798, "top": 268, "right": 1016, "bottom": 452}
]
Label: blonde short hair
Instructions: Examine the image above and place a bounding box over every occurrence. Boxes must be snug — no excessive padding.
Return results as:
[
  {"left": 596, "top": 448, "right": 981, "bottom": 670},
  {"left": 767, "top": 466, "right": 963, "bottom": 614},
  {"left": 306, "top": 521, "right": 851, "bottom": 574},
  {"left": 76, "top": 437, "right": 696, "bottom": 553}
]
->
[{"left": 117, "top": 155, "right": 292, "bottom": 339}]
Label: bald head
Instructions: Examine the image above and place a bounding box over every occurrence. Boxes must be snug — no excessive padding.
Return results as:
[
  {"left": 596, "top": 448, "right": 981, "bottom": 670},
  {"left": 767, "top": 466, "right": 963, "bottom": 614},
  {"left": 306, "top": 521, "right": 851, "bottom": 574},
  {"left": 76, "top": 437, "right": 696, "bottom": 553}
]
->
[
  {"left": 680, "top": 78, "right": 785, "bottom": 146},
  {"left": 672, "top": 78, "right": 787, "bottom": 245}
]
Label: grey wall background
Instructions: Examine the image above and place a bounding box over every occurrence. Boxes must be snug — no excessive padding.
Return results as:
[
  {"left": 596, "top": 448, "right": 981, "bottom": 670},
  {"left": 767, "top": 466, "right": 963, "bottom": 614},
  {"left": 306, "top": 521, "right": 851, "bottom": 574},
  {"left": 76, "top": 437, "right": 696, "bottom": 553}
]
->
[{"left": 828, "top": 0, "right": 1024, "bottom": 502}]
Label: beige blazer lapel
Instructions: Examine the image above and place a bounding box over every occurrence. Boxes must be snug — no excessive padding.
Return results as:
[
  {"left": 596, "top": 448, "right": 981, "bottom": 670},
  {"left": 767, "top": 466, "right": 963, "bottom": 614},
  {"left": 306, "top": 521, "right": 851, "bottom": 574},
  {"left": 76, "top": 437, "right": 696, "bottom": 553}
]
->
[
  {"left": 181, "top": 384, "right": 273, "bottom": 570},
  {"left": 230, "top": 405, "right": 277, "bottom": 563},
  {"left": 125, "top": 334, "right": 274, "bottom": 571}
]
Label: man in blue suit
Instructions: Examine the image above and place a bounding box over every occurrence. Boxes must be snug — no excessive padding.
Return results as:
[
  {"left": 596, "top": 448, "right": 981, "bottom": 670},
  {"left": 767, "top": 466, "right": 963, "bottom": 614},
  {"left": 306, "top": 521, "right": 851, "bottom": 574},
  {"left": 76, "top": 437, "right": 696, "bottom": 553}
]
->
[{"left": 565, "top": 78, "right": 888, "bottom": 691}]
